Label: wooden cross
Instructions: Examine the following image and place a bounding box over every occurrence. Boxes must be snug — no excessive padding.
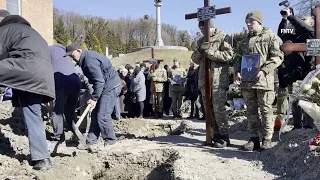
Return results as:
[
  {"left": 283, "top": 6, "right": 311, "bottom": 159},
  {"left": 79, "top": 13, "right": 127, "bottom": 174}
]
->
[
  {"left": 185, "top": 1, "right": 231, "bottom": 146},
  {"left": 143, "top": 48, "right": 164, "bottom": 117},
  {"left": 280, "top": 5, "right": 320, "bottom": 78}
]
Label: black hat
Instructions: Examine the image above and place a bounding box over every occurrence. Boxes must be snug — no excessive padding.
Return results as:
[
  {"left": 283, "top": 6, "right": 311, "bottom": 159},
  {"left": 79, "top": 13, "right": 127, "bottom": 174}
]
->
[
  {"left": 64, "top": 42, "right": 82, "bottom": 57},
  {"left": 0, "top": 10, "right": 10, "bottom": 18}
]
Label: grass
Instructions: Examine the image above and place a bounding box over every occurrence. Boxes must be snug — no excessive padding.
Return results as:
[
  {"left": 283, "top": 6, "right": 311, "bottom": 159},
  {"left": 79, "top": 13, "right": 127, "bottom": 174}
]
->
[{"left": 111, "top": 49, "right": 194, "bottom": 68}]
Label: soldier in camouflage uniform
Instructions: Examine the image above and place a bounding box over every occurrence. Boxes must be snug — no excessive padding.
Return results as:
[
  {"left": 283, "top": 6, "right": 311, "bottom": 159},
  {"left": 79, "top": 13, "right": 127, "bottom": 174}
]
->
[
  {"left": 168, "top": 58, "right": 187, "bottom": 118},
  {"left": 234, "top": 10, "right": 284, "bottom": 151},
  {"left": 191, "top": 20, "right": 234, "bottom": 148},
  {"left": 148, "top": 62, "right": 167, "bottom": 118}
]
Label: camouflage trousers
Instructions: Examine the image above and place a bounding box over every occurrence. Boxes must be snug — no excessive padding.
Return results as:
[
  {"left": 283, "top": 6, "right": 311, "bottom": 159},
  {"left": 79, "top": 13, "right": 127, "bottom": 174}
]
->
[
  {"left": 154, "top": 92, "right": 164, "bottom": 113},
  {"left": 171, "top": 91, "right": 183, "bottom": 115},
  {"left": 276, "top": 87, "right": 288, "bottom": 122},
  {"left": 201, "top": 88, "right": 229, "bottom": 136},
  {"left": 242, "top": 89, "right": 275, "bottom": 140}
]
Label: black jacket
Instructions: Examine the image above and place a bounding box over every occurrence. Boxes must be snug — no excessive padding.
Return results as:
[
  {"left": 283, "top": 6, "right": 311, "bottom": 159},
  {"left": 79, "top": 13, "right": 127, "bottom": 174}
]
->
[
  {"left": 0, "top": 15, "right": 55, "bottom": 103},
  {"left": 78, "top": 50, "right": 121, "bottom": 101},
  {"left": 277, "top": 15, "right": 314, "bottom": 87}
]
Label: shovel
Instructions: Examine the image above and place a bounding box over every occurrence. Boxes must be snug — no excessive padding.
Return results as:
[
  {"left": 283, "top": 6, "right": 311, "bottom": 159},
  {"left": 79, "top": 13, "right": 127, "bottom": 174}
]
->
[{"left": 72, "top": 104, "right": 92, "bottom": 141}]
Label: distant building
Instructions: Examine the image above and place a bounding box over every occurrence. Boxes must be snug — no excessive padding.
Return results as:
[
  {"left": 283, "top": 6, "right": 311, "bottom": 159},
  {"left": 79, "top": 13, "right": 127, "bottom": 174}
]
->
[{"left": 0, "top": 0, "right": 53, "bottom": 45}]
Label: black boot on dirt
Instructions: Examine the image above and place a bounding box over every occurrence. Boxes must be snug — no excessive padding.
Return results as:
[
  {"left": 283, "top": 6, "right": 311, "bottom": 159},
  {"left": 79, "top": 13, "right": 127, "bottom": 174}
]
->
[
  {"left": 33, "top": 158, "right": 52, "bottom": 170},
  {"left": 211, "top": 134, "right": 220, "bottom": 143},
  {"left": 243, "top": 137, "right": 260, "bottom": 151},
  {"left": 260, "top": 139, "right": 272, "bottom": 150},
  {"left": 213, "top": 135, "right": 231, "bottom": 148}
]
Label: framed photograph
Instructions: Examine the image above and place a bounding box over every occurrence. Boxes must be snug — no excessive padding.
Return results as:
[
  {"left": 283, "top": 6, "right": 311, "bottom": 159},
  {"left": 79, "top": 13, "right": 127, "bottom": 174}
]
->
[
  {"left": 233, "top": 98, "right": 244, "bottom": 110},
  {"left": 172, "top": 74, "right": 181, "bottom": 85},
  {"left": 241, "top": 54, "right": 260, "bottom": 81}
]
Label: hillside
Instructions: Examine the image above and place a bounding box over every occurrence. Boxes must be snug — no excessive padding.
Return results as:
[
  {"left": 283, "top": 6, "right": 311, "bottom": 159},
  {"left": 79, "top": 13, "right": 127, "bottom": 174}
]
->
[{"left": 111, "top": 49, "right": 194, "bottom": 68}]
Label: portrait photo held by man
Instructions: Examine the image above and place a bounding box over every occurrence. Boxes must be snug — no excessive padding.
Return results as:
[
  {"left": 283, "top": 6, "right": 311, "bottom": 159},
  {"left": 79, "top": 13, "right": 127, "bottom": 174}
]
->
[{"left": 241, "top": 54, "right": 260, "bottom": 81}]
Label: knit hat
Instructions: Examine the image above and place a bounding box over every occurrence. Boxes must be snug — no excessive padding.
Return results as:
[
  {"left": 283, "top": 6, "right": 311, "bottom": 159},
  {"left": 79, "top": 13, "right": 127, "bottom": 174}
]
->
[
  {"left": 246, "top": 10, "right": 263, "bottom": 24},
  {"left": 198, "top": 19, "right": 214, "bottom": 28}
]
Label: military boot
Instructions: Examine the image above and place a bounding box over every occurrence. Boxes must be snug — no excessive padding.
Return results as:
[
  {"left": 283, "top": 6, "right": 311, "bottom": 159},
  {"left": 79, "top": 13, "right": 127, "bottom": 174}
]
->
[
  {"left": 211, "top": 134, "right": 220, "bottom": 143},
  {"left": 243, "top": 137, "right": 260, "bottom": 151},
  {"left": 260, "top": 139, "right": 272, "bottom": 150},
  {"left": 213, "top": 135, "right": 231, "bottom": 148}
]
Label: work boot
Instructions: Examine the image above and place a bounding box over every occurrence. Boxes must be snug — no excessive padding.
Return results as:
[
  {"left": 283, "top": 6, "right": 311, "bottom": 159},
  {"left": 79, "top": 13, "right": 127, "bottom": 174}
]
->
[
  {"left": 243, "top": 137, "right": 260, "bottom": 151},
  {"left": 104, "top": 140, "right": 116, "bottom": 146},
  {"left": 260, "top": 139, "right": 272, "bottom": 150},
  {"left": 211, "top": 134, "right": 220, "bottom": 143},
  {"left": 33, "top": 158, "right": 52, "bottom": 170},
  {"left": 50, "top": 133, "right": 65, "bottom": 142},
  {"left": 213, "top": 135, "right": 231, "bottom": 148},
  {"left": 88, "top": 144, "right": 99, "bottom": 153}
]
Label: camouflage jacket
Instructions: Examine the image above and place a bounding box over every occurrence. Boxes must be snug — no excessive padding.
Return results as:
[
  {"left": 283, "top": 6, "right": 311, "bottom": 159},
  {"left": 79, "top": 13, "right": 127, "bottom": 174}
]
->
[
  {"left": 169, "top": 66, "right": 187, "bottom": 92},
  {"left": 191, "top": 28, "right": 234, "bottom": 90},
  {"left": 148, "top": 66, "right": 167, "bottom": 92},
  {"left": 233, "top": 28, "right": 284, "bottom": 91}
]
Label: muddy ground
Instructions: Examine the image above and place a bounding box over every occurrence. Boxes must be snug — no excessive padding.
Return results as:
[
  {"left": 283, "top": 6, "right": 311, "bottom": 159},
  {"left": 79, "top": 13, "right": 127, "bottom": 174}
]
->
[{"left": 0, "top": 101, "right": 320, "bottom": 180}]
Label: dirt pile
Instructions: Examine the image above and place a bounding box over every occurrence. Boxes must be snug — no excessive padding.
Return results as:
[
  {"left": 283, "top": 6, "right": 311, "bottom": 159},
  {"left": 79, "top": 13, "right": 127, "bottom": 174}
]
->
[
  {"left": 259, "top": 129, "right": 320, "bottom": 180},
  {"left": 1, "top": 99, "right": 320, "bottom": 180}
]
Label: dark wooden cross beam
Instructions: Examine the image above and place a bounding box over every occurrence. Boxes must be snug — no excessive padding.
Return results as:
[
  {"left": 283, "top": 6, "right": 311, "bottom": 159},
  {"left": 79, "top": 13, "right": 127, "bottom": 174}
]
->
[
  {"left": 185, "top": 1, "right": 232, "bottom": 146},
  {"left": 280, "top": 5, "right": 320, "bottom": 78},
  {"left": 143, "top": 48, "right": 164, "bottom": 116}
]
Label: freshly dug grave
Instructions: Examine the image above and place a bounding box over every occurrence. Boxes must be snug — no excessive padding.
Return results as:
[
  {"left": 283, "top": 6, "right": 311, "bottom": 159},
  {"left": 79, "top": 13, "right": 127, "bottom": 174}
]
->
[{"left": 93, "top": 149, "right": 180, "bottom": 180}]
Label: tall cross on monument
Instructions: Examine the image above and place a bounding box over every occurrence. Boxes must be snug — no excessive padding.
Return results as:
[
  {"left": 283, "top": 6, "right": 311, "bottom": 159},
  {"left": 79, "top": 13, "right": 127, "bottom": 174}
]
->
[
  {"left": 280, "top": 5, "right": 320, "bottom": 77},
  {"left": 185, "top": 1, "right": 231, "bottom": 146}
]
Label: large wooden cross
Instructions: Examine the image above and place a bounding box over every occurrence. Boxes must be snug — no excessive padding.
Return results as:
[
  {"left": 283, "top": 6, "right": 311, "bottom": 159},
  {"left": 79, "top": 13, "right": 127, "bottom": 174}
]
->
[
  {"left": 185, "top": 1, "right": 231, "bottom": 146},
  {"left": 280, "top": 5, "right": 320, "bottom": 77},
  {"left": 143, "top": 48, "right": 164, "bottom": 117}
]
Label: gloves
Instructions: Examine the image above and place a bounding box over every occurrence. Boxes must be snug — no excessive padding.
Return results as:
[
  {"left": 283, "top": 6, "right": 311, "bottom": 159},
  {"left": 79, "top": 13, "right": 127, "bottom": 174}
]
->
[{"left": 199, "top": 42, "right": 210, "bottom": 53}]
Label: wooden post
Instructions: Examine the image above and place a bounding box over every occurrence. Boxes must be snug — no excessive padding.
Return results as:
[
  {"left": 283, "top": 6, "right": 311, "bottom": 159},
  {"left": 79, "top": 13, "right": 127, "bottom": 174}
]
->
[
  {"left": 143, "top": 48, "right": 164, "bottom": 116},
  {"left": 280, "top": 5, "right": 320, "bottom": 78},
  {"left": 185, "top": 1, "right": 231, "bottom": 146}
]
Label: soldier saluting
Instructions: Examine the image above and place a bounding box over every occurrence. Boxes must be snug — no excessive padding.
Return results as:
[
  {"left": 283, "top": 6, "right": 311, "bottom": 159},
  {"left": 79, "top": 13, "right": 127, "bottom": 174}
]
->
[{"left": 234, "top": 10, "right": 284, "bottom": 151}]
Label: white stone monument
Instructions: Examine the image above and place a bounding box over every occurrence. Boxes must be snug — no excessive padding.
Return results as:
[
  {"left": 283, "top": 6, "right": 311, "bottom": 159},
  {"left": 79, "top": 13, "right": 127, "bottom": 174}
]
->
[{"left": 154, "top": 0, "right": 164, "bottom": 46}]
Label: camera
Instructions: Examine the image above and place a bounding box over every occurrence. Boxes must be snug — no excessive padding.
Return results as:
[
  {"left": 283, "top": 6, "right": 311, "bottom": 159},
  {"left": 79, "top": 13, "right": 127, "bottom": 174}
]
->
[{"left": 279, "top": 0, "right": 294, "bottom": 16}]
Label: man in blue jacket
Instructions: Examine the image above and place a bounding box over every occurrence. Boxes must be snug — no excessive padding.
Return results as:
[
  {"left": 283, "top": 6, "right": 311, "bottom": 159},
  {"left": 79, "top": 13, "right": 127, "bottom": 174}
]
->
[
  {"left": 49, "top": 44, "right": 81, "bottom": 142},
  {"left": 64, "top": 43, "right": 122, "bottom": 152}
]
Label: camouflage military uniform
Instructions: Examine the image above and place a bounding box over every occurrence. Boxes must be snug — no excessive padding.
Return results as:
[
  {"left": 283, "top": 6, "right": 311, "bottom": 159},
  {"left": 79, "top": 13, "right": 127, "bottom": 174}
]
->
[
  {"left": 148, "top": 66, "right": 167, "bottom": 115},
  {"left": 191, "top": 27, "right": 234, "bottom": 139},
  {"left": 276, "top": 87, "right": 288, "bottom": 123},
  {"left": 233, "top": 28, "right": 284, "bottom": 142},
  {"left": 169, "top": 66, "right": 187, "bottom": 117}
]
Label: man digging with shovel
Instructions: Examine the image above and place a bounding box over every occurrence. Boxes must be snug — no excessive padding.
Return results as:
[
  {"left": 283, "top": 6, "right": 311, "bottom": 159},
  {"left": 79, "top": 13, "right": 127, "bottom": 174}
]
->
[{"left": 64, "top": 43, "right": 122, "bottom": 152}]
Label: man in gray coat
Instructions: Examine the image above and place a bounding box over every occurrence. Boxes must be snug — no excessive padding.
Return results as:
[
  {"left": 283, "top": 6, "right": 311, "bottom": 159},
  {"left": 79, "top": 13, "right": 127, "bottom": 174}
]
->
[
  {"left": 0, "top": 15, "right": 55, "bottom": 170},
  {"left": 132, "top": 66, "right": 146, "bottom": 118},
  {"left": 64, "top": 43, "right": 122, "bottom": 152}
]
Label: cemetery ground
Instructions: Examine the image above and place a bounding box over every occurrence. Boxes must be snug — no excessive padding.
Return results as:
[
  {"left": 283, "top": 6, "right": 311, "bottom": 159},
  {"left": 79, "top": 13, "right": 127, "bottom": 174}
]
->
[{"left": 1, "top": 101, "right": 320, "bottom": 180}]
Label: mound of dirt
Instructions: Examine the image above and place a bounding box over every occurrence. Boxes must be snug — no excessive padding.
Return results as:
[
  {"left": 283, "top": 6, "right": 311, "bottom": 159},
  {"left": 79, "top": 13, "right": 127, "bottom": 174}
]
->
[
  {"left": 111, "top": 49, "right": 193, "bottom": 68},
  {"left": 259, "top": 129, "right": 320, "bottom": 180}
]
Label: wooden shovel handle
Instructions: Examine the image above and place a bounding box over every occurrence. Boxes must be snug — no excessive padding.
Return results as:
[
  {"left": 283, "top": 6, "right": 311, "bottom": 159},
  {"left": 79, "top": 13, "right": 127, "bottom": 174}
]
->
[{"left": 75, "top": 104, "right": 92, "bottom": 127}]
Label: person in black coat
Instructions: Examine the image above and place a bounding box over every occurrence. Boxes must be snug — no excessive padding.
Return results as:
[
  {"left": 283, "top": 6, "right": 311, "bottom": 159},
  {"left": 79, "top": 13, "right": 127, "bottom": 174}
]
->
[
  {"left": 277, "top": 8, "right": 314, "bottom": 129},
  {"left": 0, "top": 14, "right": 55, "bottom": 170}
]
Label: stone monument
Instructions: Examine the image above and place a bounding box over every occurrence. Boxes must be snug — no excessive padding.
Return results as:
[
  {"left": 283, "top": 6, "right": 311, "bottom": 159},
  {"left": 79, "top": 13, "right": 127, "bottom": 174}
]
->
[{"left": 154, "top": 0, "right": 164, "bottom": 46}]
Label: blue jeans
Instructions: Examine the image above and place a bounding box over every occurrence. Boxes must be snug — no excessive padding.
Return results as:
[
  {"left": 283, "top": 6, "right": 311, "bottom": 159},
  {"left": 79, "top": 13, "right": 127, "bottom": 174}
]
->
[
  {"left": 114, "top": 97, "right": 121, "bottom": 118},
  {"left": 87, "top": 86, "right": 121, "bottom": 145},
  {"left": 17, "top": 91, "right": 50, "bottom": 161}
]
